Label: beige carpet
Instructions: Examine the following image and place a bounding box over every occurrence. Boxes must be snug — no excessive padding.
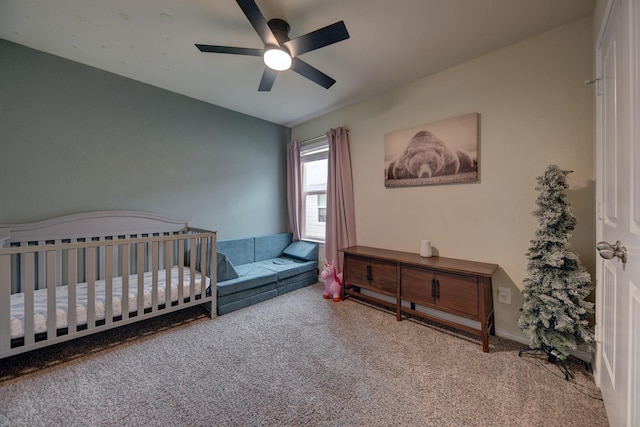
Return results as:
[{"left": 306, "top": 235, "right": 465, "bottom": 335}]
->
[{"left": 0, "top": 282, "right": 608, "bottom": 426}]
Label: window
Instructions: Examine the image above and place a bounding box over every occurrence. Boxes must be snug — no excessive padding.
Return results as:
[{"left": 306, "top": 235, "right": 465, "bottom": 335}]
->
[{"left": 301, "top": 138, "right": 328, "bottom": 241}]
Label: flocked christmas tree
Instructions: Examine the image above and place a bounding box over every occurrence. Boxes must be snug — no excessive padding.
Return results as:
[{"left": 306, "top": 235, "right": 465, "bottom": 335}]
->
[{"left": 518, "top": 165, "right": 595, "bottom": 366}]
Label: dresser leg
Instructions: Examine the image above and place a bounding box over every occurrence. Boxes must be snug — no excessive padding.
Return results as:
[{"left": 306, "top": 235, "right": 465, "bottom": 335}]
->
[{"left": 482, "top": 328, "right": 490, "bottom": 353}]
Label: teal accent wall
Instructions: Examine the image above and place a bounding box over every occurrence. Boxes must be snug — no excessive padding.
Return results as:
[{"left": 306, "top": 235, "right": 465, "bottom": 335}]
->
[{"left": 0, "top": 39, "right": 290, "bottom": 240}]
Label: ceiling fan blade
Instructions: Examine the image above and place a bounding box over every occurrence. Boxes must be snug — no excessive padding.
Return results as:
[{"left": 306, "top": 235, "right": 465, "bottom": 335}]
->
[
  {"left": 236, "top": 0, "right": 278, "bottom": 47},
  {"left": 284, "top": 21, "right": 349, "bottom": 57},
  {"left": 258, "top": 68, "right": 278, "bottom": 92},
  {"left": 195, "top": 44, "right": 263, "bottom": 56},
  {"left": 291, "top": 57, "right": 336, "bottom": 89}
]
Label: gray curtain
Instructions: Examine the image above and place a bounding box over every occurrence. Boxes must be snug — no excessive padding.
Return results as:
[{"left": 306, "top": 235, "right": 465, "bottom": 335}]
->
[
  {"left": 286, "top": 140, "right": 302, "bottom": 241},
  {"left": 325, "top": 127, "right": 356, "bottom": 273}
]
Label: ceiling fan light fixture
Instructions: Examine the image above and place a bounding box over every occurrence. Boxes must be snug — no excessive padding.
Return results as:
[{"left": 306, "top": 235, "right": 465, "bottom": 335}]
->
[
  {"left": 264, "top": 48, "right": 291, "bottom": 71},
  {"left": 195, "top": 1, "right": 350, "bottom": 91}
]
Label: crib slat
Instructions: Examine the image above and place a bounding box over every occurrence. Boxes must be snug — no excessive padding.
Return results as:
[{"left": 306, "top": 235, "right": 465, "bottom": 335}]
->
[
  {"left": 105, "top": 245, "right": 113, "bottom": 325},
  {"left": 165, "top": 241, "right": 172, "bottom": 308},
  {"left": 46, "top": 250, "right": 57, "bottom": 341},
  {"left": 151, "top": 241, "right": 158, "bottom": 312},
  {"left": 158, "top": 237, "right": 165, "bottom": 271},
  {"left": 200, "top": 236, "right": 207, "bottom": 299},
  {"left": 55, "top": 239, "right": 62, "bottom": 287},
  {"left": 212, "top": 233, "right": 217, "bottom": 312},
  {"left": 0, "top": 254, "right": 10, "bottom": 352},
  {"left": 38, "top": 241, "right": 45, "bottom": 290},
  {"left": 178, "top": 239, "right": 184, "bottom": 304},
  {"left": 86, "top": 247, "right": 96, "bottom": 329},
  {"left": 146, "top": 237, "right": 152, "bottom": 272},
  {"left": 24, "top": 253, "right": 35, "bottom": 345},
  {"left": 67, "top": 248, "right": 77, "bottom": 334},
  {"left": 18, "top": 243, "right": 27, "bottom": 294},
  {"left": 190, "top": 238, "right": 196, "bottom": 301},
  {"left": 137, "top": 243, "right": 144, "bottom": 315},
  {"left": 112, "top": 243, "right": 119, "bottom": 279},
  {"left": 121, "top": 244, "right": 129, "bottom": 320},
  {"left": 98, "top": 237, "right": 105, "bottom": 280},
  {"left": 67, "top": 239, "right": 82, "bottom": 283}
]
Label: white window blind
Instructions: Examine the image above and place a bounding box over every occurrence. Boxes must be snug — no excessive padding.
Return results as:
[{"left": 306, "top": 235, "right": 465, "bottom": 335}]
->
[{"left": 300, "top": 137, "right": 328, "bottom": 241}]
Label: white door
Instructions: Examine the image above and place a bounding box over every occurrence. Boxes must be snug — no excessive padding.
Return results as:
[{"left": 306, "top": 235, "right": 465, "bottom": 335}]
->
[{"left": 595, "top": 0, "right": 640, "bottom": 426}]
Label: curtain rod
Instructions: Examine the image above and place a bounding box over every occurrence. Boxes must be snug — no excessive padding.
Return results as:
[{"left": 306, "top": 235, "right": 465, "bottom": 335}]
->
[
  {"left": 299, "top": 128, "right": 350, "bottom": 145},
  {"left": 299, "top": 134, "right": 326, "bottom": 145}
]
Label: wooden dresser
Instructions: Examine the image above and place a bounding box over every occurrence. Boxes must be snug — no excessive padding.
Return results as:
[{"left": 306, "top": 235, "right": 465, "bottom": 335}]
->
[{"left": 340, "top": 246, "right": 499, "bottom": 352}]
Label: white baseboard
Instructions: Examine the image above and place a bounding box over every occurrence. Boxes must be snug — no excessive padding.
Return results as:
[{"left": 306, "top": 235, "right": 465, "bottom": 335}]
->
[{"left": 494, "top": 328, "right": 529, "bottom": 344}]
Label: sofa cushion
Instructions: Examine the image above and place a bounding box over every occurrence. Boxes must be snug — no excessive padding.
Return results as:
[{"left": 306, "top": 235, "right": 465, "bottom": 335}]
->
[
  {"left": 282, "top": 240, "right": 318, "bottom": 261},
  {"left": 217, "top": 237, "right": 254, "bottom": 266},
  {"left": 217, "top": 282, "right": 278, "bottom": 305},
  {"left": 254, "top": 233, "right": 292, "bottom": 262},
  {"left": 216, "top": 264, "right": 278, "bottom": 297},
  {"left": 216, "top": 252, "right": 239, "bottom": 282},
  {"left": 277, "top": 269, "right": 319, "bottom": 287},
  {"left": 255, "top": 258, "right": 318, "bottom": 280}
]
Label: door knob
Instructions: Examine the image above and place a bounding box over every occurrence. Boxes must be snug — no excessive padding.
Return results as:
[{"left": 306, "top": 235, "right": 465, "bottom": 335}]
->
[{"left": 596, "top": 240, "right": 627, "bottom": 263}]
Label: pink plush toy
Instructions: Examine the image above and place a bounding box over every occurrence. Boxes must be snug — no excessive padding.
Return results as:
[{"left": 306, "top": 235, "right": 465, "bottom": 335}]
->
[{"left": 320, "top": 259, "right": 343, "bottom": 302}]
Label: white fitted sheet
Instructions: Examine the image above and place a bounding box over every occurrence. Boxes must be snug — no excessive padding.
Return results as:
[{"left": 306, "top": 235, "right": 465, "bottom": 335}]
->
[{"left": 9, "top": 266, "right": 209, "bottom": 339}]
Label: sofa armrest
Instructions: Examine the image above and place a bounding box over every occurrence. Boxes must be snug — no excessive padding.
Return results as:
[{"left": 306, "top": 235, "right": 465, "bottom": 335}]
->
[
  {"left": 254, "top": 233, "right": 293, "bottom": 261},
  {"left": 217, "top": 237, "right": 255, "bottom": 265},
  {"left": 283, "top": 240, "right": 318, "bottom": 262}
]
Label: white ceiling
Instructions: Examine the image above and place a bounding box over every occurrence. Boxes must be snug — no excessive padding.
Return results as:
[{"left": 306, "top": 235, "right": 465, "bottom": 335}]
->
[{"left": 0, "top": 0, "right": 595, "bottom": 127}]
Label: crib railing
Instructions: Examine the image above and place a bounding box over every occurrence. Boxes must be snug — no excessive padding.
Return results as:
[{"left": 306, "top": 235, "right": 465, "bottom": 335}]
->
[
  {"left": 7, "top": 232, "right": 203, "bottom": 293},
  {"left": 0, "top": 228, "right": 216, "bottom": 358}
]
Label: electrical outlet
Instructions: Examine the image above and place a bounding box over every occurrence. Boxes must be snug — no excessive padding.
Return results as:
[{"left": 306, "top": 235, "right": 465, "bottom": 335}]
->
[{"left": 498, "top": 287, "right": 511, "bottom": 304}]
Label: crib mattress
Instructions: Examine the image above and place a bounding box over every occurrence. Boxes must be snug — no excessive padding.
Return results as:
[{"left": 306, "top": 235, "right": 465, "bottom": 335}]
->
[{"left": 9, "top": 266, "right": 209, "bottom": 339}]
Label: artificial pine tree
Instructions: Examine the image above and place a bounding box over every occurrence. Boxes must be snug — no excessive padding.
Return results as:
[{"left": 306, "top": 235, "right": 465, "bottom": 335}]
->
[{"left": 517, "top": 165, "right": 595, "bottom": 378}]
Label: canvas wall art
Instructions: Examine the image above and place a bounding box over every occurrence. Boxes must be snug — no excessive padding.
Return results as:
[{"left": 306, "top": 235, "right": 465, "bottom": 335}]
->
[{"left": 384, "top": 113, "right": 478, "bottom": 187}]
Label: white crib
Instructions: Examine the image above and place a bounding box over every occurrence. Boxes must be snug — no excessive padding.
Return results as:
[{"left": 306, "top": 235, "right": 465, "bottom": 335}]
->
[{"left": 0, "top": 211, "right": 216, "bottom": 360}]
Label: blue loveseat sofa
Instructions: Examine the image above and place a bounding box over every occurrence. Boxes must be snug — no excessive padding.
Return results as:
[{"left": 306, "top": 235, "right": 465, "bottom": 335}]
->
[{"left": 215, "top": 233, "right": 319, "bottom": 315}]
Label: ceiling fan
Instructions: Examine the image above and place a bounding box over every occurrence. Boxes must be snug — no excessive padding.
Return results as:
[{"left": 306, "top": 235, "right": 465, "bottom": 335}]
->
[{"left": 195, "top": 0, "right": 350, "bottom": 91}]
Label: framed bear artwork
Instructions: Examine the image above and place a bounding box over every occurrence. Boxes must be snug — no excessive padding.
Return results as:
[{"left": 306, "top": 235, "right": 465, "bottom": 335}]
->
[{"left": 384, "top": 113, "right": 478, "bottom": 187}]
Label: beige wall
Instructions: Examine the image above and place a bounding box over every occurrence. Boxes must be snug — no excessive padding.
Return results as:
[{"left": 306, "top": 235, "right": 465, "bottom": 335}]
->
[{"left": 292, "top": 16, "right": 595, "bottom": 338}]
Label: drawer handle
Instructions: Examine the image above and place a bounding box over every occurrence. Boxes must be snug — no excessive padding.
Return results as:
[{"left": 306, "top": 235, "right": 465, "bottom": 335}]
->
[
  {"left": 366, "top": 265, "right": 372, "bottom": 281},
  {"left": 431, "top": 278, "right": 436, "bottom": 298},
  {"left": 435, "top": 279, "right": 440, "bottom": 299}
]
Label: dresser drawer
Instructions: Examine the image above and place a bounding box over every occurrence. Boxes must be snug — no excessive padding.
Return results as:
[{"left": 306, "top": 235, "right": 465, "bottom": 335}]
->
[
  {"left": 344, "top": 255, "right": 397, "bottom": 295},
  {"left": 401, "top": 266, "right": 479, "bottom": 317}
]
